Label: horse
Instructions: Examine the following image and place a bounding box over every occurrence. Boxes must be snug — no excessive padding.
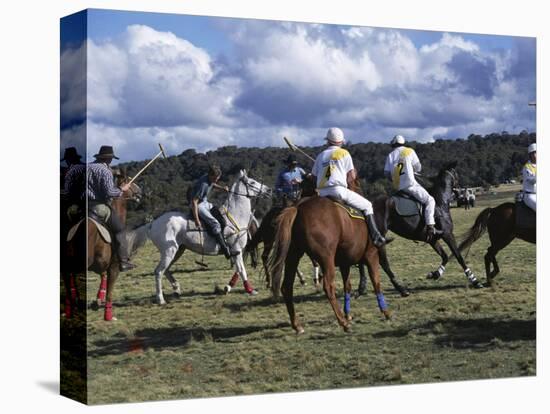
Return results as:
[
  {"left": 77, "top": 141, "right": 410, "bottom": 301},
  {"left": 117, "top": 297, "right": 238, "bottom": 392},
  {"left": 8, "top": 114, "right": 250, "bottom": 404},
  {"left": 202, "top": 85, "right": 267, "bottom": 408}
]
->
[
  {"left": 268, "top": 195, "right": 391, "bottom": 334},
  {"left": 122, "top": 169, "right": 272, "bottom": 305},
  {"left": 458, "top": 202, "right": 536, "bottom": 285},
  {"left": 361, "top": 162, "right": 484, "bottom": 296},
  {"left": 62, "top": 171, "right": 141, "bottom": 321}
]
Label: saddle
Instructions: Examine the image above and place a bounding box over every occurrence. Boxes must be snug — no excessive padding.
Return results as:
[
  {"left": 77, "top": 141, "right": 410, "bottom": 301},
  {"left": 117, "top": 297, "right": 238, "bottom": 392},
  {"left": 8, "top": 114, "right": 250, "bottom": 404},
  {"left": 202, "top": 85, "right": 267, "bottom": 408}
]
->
[
  {"left": 327, "top": 197, "right": 364, "bottom": 221},
  {"left": 515, "top": 201, "right": 536, "bottom": 231},
  {"left": 186, "top": 206, "right": 227, "bottom": 236},
  {"left": 391, "top": 191, "right": 422, "bottom": 217},
  {"left": 67, "top": 217, "right": 112, "bottom": 243}
]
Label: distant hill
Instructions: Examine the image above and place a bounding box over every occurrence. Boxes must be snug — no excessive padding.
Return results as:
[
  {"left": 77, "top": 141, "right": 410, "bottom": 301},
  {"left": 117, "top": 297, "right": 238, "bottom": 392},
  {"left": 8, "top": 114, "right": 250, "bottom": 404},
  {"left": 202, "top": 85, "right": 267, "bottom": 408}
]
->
[{"left": 121, "top": 131, "right": 536, "bottom": 227}]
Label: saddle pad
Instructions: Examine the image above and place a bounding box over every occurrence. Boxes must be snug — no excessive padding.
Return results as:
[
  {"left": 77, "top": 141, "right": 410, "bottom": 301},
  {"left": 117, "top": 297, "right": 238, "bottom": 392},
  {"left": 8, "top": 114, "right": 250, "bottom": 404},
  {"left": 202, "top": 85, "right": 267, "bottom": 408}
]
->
[
  {"left": 66, "top": 219, "right": 84, "bottom": 242},
  {"left": 516, "top": 201, "right": 536, "bottom": 230},
  {"left": 66, "top": 217, "right": 111, "bottom": 243},
  {"left": 90, "top": 217, "right": 112, "bottom": 243},
  {"left": 392, "top": 195, "right": 421, "bottom": 217},
  {"left": 333, "top": 201, "right": 364, "bottom": 221}
]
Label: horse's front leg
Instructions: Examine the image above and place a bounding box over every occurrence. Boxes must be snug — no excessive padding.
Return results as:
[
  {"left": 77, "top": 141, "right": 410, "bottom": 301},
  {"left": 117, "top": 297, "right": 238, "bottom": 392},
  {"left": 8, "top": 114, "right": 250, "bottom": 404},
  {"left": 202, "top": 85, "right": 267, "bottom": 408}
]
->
[
  {"left": 104, "top": 265, "right": 120, "bottom": 321},
  {"left": 426, "top": 240, "right": 449, "bottom": 281},
  {"left": 321, "top": 258, "right": 351, "bottom": 332},
  {"left": 377, "top": 246, "right": 410, "bottom": 297},
  {"left": 165, "top": 247, "right": 185, "bottom": 297},
  {"left": 442, "top": 233, "right": 483, "bottom": 289},
  {"left": 154, "top": 245, "right": 178, "bottom": 305},
  {"left": 340, "top": 265, "right": 353, "bottom": 322},
  {"left": 234, "top": 252, "right": 257, "bottom": 295}
]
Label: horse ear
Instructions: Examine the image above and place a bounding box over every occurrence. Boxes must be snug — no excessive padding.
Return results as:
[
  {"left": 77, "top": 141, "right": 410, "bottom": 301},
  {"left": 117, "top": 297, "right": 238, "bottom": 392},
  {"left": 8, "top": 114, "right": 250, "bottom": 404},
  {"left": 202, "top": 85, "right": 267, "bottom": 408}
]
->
[{"left": 240, "top": 169, "right": 247, "bottom": 177}]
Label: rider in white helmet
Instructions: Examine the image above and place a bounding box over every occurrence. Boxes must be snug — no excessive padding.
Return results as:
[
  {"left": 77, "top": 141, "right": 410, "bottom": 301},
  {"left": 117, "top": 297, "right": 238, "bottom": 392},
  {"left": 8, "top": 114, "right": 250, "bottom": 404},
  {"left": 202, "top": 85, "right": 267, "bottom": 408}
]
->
[
  {"left": 312, "top": 127, "right": 387, "bottom": 247},
  {"left": 522, "top": 143, "right": 536, "bottom": 211},
  {"left": 384, "top": 135, "right": 441, "bottom": 242}
]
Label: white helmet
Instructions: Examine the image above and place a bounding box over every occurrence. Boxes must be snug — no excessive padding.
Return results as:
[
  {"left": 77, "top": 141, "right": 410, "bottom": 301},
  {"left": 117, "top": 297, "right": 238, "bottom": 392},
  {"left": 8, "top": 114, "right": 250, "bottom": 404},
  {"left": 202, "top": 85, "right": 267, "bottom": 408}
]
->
[
  {"left": 528, "top": 143, "right": 536, "bottom": 154},
  {"left": 325, "top": 127, "right": 345, "bottom": 144},
  {"left": 391, "top": 134, "right": 405, "bottom": 145}
]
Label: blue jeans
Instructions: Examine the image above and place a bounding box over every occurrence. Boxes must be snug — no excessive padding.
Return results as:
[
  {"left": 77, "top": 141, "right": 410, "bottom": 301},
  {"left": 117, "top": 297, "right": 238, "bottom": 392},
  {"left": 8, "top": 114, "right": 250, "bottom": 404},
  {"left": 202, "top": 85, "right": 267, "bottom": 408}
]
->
[{"left": 197, "top": 201, "right": 221, "bottom": 234}]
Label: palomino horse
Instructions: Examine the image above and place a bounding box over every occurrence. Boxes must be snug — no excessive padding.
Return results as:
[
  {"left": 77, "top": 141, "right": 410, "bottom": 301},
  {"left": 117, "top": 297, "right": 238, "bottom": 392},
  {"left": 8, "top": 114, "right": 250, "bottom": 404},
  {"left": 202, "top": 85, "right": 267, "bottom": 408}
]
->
[
  {"left": 362, "top": 162, "right": 484, "bottom": 296},
  {"left": 269, "top": 196, "right": 391, "bottom": 334},
  {"left": 63, "top": 172, "right": 141, "bottom": 321},
  {"left": 122, "top": 170, "right": 271, "bottom": 305},
  {"left": 459, "top": 202, "right": 536, "bottom": 285}
]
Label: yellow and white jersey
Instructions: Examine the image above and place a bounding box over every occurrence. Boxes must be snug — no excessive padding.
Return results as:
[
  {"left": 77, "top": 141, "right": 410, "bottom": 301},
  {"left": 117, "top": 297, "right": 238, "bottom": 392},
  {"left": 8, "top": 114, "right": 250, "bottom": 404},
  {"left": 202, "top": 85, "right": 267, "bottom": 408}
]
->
[
  {"left": 384, "top": 146, "right": 421, "bottom": 190},
  {"left": 522, "top": 161, "right": 536, "bottom": 193},
  {"left": 312, "top": 146, "right": 354, "bottom": 189}
]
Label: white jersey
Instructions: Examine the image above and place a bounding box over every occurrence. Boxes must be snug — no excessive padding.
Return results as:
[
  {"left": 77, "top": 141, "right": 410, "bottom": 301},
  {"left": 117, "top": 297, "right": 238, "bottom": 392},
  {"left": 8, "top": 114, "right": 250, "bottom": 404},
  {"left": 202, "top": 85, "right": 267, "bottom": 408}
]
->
[
  {"left": 312, "top": 146, "right": 354, "bottom": 189},
  {"left": 384, "top": 146, "right": 421, "bottom": 190},
  {"left": 522, "top": 161, "right": 536, "bottom": 194}
]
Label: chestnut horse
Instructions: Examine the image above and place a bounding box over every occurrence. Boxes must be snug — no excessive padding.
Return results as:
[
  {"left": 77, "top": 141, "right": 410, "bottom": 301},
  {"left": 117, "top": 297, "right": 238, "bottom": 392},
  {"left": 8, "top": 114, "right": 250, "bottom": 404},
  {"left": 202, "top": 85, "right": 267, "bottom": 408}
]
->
[
  {"left": 269, "top": 196, "right": 390, "bottom": 334},
  {"left": 458, "top": 202, "right": 536, "bottom": 285},
  {"left": 63, "top": 173, "right": 141, "bottom": 321}
]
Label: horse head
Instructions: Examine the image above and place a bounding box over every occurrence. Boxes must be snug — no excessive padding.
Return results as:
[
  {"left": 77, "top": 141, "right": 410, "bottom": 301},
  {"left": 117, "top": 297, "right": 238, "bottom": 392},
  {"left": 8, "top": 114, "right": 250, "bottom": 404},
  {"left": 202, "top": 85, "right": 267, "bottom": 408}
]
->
[
  {"left": 116, "top": 174, "right": 142, "bottom": 202},
  {"left": 237, "top": 169, "right": 272, "bottom": 198},
  {"left": 438, "top": 161, "right": 459, "bottom": 188}
]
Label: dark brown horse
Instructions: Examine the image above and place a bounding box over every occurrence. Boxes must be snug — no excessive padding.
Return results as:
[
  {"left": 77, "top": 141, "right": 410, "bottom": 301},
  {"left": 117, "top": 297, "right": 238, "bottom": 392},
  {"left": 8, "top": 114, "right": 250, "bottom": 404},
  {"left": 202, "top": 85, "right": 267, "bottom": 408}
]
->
[
  {"left": 458, "top": 202, "right": 535, "bottom": 285},
  {"left": 269, "top": 195, "right": 390, "bottom": 334},
  {"left": 362, "top": 162, "right": 484, "bottom": 296},
  {"left": 63, "top": 173, "right": 141, "bottom": 321}
]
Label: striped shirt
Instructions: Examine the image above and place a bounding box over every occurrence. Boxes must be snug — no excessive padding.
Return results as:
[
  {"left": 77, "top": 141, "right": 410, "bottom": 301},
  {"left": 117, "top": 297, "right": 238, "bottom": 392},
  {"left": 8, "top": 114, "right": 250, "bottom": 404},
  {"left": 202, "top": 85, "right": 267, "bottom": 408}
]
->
[
  {"left": 87, "top": 162, "right": 122, "bottom": 202},
  {"left": 63, "top": 163, "right": 86, "bottom": 202}
]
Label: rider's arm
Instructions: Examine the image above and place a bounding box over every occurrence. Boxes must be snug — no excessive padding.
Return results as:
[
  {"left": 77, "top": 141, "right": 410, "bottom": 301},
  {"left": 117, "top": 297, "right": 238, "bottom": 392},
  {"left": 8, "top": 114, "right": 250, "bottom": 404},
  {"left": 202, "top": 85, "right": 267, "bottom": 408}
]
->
[
  {"left": 523, "top": 166, "right": 536, "bottom": 184},
  {"left": 212, "top": 183, "right": 229, "bottom": 192},
  {"left": 412, "top": 151, "right": 422, "bottom": 173},
  {"left": 346, "top": 168, "right": 358, "bottom": 187}
]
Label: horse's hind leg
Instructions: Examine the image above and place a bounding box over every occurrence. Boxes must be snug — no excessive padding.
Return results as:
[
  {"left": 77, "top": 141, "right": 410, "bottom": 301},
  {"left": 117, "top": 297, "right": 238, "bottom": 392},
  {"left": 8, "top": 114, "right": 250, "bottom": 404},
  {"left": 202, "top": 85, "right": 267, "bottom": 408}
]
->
[
  {"left": 262, "top": 241, "right": 272, "bottom": 289},
  {"left": 340, "top": 265, "right": 353, "bottom": 322},
  {"left": 281, "top": 248, "right": 304, "bottom": 334},
  {"left": 154, "top": 244, "right": 178, "bottom": 305},
  {"left": 484, "top": 246, "right": 500, "bottom": 286},
  {"left": 426, "top": 241, "right": 449, "bottom": 281},
  {"left": 378, "top": 246, "right": 410, "bottom": 297},
  {"left": 321, "top": 257, "right": 351, "bottom": 332},
  {"left": 96, "top": 272, "right": 107, "bottom": 306},
  {"left": 442, "top": 233, "right": 483, "bottom": 288},
  {"left": 165, "top": 247, "right": 185, "bottom": 297},
  {"left": 365, "top": 246, "right": 391, "bottom": 320}
]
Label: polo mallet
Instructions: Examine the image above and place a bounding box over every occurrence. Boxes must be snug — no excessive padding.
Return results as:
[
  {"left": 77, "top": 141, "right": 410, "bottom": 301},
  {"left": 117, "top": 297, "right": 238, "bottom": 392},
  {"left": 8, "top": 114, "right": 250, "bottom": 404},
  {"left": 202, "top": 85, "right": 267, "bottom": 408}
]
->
[
  {"left": 127, "top": 143, "right": 168, "bottom": 185},
  {"left": 195, "top": 229, "right": 208, "bottom": 268},
  {"left": 283, "top": 136, "right": 315, "bottom": 163}
]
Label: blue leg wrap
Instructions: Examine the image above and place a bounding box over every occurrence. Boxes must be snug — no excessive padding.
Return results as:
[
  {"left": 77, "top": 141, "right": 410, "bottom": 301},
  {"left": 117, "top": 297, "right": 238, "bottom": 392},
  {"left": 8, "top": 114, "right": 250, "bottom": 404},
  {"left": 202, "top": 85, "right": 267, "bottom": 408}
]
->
[
  {"left": 376, "top": 292, "right": 388, "bottom": 311},
  {"left": 344, "top": 293, "right": 351, "bottom": 315}
]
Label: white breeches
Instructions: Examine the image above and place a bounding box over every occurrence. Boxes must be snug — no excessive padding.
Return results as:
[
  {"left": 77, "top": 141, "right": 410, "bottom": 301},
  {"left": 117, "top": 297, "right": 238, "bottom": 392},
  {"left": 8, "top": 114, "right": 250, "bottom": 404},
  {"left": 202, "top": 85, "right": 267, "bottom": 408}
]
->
[
  {"left": 524, "top": 193, "right": 536, "bottom": 212},
  {"left": 403, "top": 184, "right": 436, "bottom": 225},
  {"left": 319, "top": 186, "right": 373, "bottom": 215}
]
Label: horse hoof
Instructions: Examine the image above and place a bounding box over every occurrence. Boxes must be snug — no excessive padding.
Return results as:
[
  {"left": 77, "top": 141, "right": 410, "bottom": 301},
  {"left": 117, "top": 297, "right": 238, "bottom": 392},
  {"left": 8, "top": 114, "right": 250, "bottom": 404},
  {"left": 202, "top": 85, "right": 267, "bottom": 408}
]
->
[
  {"left": 471, "top": 281, "right": 484, "bottom": 289},
  {"left": 346, "top": 314, "right": 353, "bottom": 322},
  {"left": 224, "top": 285, "right": 232, "bottom": 295},
  {"left": 90, "top": 301, "right": 100, "bottom": 311},
  {"left": 246, "top": 289, "right": 259, "bottom": 296},
  {"left": 399, "top": 289, "right": 411, "bottom": 297},
  {"left": 343, "top": 324, "right": 352, "bottom": 333},
  {"left": 300, "top": 280, "right": 307, "bottom": 286},
  {"left": 426, "top": 271, "right": 441, "bottom": 280},
  {"left": 382, "top": 310, "right": 392, "bottom": 320},
  {"left": 295, "top": 327, "right": 305, "bottom": 335}
]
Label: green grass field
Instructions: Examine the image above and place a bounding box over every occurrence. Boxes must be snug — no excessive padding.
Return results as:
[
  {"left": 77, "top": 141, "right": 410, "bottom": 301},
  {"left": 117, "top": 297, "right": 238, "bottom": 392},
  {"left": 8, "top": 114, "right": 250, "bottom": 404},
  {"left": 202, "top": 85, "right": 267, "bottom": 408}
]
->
[{"left": 79, "top": 190, "right": 535, "bottom": 404}]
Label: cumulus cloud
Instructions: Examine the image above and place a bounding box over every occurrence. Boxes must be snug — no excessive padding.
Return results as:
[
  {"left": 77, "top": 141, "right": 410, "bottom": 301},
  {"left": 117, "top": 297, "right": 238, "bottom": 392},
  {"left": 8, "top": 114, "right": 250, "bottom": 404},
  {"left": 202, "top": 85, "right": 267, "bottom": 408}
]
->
[{"left": 72, "top": 21, "right": 536, "bottom": 161}]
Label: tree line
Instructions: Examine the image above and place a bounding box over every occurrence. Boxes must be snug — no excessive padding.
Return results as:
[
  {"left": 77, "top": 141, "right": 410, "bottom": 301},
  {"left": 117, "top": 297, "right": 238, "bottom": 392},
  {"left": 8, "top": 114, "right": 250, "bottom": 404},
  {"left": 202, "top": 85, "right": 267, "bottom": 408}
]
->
[{"left": 121, "top": 131, "right": 536, "bottom": 227}]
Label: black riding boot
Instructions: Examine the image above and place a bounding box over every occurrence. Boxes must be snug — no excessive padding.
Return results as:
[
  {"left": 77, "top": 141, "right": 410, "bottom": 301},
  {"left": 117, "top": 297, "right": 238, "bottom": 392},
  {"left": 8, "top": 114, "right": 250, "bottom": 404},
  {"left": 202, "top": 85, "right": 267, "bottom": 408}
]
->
[
  {"left": 116, "top": 232, "right": 136, "bottom": 272},
  {"left": 365, "top": 214, "right": 387, "bottom": 248},
  {"left": 214, "top": 232, "right": 232, "bottom": 259}
]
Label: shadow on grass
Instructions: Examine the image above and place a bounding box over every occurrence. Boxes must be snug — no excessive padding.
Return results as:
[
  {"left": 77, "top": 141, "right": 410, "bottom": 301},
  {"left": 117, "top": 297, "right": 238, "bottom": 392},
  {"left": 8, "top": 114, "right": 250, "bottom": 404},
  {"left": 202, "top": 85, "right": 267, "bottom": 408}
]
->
[
  {"left": 89, "top": 322, "right": 289, "bottom": 357},
  {"left": 221, "top": 292, "right": 327, "bottom": 312},
  {"left": 373, "top": 317, "right": 535, "bottom": 349},
  {"left": 404, "top": 283, "right": 470, "bottom": 293}
]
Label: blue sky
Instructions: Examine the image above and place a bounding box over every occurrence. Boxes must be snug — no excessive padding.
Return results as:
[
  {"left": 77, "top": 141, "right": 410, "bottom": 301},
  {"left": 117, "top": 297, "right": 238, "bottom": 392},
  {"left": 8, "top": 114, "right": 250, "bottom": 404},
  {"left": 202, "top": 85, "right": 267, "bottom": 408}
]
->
[{"left": 60, "top": 9, "right": 536, "bottom": 162}]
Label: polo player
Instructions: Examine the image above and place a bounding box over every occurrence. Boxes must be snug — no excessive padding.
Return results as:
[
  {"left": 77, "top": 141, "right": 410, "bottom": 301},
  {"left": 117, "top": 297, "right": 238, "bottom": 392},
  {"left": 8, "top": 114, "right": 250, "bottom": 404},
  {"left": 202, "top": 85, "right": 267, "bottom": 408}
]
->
[
  {"left": 384, "top": 134, "right": 441, "bottom": 242},
  {"left": 275, "top": 154, "right": 307, "bottom": 205},
  {"left": 189, "top": 164, "right": 234, "bottom": 259},
  {"left": 87, "top": 145, "right": 135, "bottom": 271},
  {"left": 61, "top": 147, "right": 86, "bottom": 223},
  {"left": 523, "top": 143, "right": 536, "bottom": 212},
  {"left": 312, "top": 127, "right": 387, "bottom": 247}
]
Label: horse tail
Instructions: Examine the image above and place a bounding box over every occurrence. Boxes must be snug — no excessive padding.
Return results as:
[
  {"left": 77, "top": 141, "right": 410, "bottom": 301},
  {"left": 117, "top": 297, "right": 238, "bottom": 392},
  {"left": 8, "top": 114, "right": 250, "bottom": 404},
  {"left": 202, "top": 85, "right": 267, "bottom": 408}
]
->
[
  {"left": 458, "top": 207, "right": 493, "bottom": 253},
  {"left": 244, "top": 224, "right": 263, "bottom": 268},
  {"left": 269, "top": 206, "right": 299, "bottom": 297},
  {"left": 123, "top": 222, "right": 152, "bottom": 258}
]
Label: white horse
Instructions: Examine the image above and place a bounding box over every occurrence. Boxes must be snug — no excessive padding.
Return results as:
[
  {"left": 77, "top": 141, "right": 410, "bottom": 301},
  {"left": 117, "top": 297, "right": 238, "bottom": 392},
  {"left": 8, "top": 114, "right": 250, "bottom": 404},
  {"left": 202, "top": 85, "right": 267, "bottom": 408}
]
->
[{"left": 123, "top": 170, "right": 271, "bottom": 304}]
